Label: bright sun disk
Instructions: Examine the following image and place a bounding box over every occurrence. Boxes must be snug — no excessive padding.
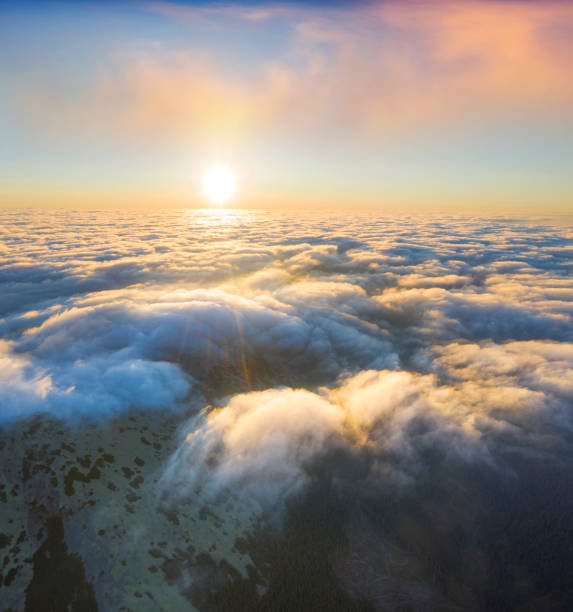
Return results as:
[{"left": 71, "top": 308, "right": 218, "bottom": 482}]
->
[{"left": 202, "top": 164, "right": 236, "bottom": 206}]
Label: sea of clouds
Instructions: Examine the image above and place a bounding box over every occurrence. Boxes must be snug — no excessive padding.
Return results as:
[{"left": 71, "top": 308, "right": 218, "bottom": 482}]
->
[{"left": 1, "top": 209, "right": 572, "bottom": 516}]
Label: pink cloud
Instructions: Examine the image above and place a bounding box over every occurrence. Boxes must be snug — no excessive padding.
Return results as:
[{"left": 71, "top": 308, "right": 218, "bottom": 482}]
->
[{"left": 9, "top": 1, "right": 573, "bottom": 144}]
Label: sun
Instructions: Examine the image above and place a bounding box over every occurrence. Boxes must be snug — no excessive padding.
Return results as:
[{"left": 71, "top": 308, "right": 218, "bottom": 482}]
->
[{"left": 202, "top": 164, "right": 237, "bottom": 207}]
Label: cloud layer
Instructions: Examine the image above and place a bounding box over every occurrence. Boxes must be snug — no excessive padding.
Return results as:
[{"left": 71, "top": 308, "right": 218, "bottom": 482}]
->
[
  {"left": 1, "top": 210, "right": 571, "bottom": 425},
  {"left": 1, "top": 208, "right": 573, "bottom": 607}
]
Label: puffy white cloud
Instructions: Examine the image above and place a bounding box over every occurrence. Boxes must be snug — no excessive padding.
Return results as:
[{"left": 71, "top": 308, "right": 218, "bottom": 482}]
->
[
  {"left": 0, "top": 339, "right": 192, "bottom": 422},
  {"left": 162, "top": 335, "right": 573, "bottom": 512},
  {"left": 162, "top": 388, "right": 346, "bottom": 511}
]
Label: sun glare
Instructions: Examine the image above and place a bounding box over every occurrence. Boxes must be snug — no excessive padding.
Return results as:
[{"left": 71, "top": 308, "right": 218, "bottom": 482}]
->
[{"left": 202, "top": 164, "right": 237, "bottom": 207}]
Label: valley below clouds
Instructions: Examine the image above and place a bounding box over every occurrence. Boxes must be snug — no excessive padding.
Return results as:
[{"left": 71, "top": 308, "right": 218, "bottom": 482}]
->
[{"left": 1, "top": 209, "right": 572, "bottom": 610}]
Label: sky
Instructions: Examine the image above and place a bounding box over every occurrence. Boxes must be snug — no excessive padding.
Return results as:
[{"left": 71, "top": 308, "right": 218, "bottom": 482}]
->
[{"left": 1, "top": 0, "right": 573, "bottom": 211}]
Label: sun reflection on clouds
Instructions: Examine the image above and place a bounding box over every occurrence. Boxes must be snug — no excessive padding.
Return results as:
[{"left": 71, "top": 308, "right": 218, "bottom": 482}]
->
[{"left": 183, "top": 207, "right": 252, "bottom": 229}]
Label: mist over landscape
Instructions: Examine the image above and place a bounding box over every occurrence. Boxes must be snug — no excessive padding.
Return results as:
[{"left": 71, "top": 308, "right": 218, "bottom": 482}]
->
[{"left": 1, "top": 209, "right": 572, "bottom": 610}]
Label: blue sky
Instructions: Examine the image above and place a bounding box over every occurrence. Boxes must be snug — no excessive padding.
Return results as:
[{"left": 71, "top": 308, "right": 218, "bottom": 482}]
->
[{"left": 1, "top": 0, "right": 572, "bottom": 209}]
